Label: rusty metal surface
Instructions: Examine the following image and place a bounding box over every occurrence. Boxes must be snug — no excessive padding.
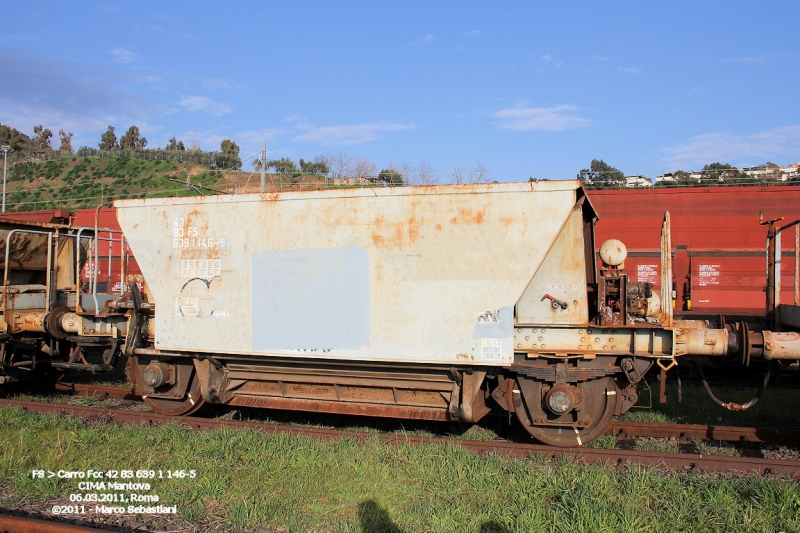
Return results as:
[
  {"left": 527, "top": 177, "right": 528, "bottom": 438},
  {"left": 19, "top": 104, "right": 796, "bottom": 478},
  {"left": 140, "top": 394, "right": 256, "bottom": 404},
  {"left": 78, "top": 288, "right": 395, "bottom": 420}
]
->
[
  {"left": 512, "top": 326, "right": 675, "bottom": 358},
  {"left": 221, "top": 360, "right": 456, "bottom": 420},
  {"left": 516, "top": 208, "right": 590, "bottom": 326},
  {"left": 2, "top": 398, "right": 798, "bottom": 478},
  {"left": 762, "top": 331, "right": 800, "bottom": 360},
  {"left": 228, "top": 395, "right": 451, "bottom": 421},
  {"left": 0, "top": 514, "right": 111, "bottom": 533},
  {"left": 115, "top": 182, "right": 587, "bottom": 365},
  {"left": 0, "top": 229, "right": 49, "bottom": 267}
]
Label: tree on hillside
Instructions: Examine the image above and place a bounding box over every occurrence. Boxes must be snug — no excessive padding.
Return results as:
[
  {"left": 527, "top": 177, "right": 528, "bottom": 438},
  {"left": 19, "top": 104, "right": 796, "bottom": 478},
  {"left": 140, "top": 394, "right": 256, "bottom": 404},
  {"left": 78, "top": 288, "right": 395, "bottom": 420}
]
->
[
  {"left": 58, "top": 130, "right": 74, "bottom": 153},
  {"left": 32, "top": 125, "right": 53, "bottom": 151},
  {"left": 351, "top": 156, "right": 377, "bottom": 180},
  {"left": 394, "top": 163, "right": 414, "bottom": 185},
  {"left": 119, "top": 125, "right": 147, "bottom": 150},
  {"left": 378, "top": 168, "right": 403, "bottom": 185},
  {"left": 99, "top": 126, "right": 119, "bottom": 150},
  {"left": 700, "top": 162, "right": 747, "bottom": 184},
  {"left": 299, "top": 156, "right": 329, "bottom": 175},
  {"left": 214, "top": 139, "right": 242, "bottom": 169},
  {"left": 450, "top": 162, "right": 489, "bottom": 184},
  {"left": 268, "top": 158, "right": 298, "bottom": 173},
  {"left": 0, "top": 124, "right": 25, "bottom": 151},
  {"left": 577, "top": 159, "right": 625, "bottom": 189},
  {"left": 763, "top": 162, "right": 782, "bottom": 183},
  {"left": 672, "top": 170, "right": 693, "bottom": 183},
  {"left": 330, "top": 151, "right": 353, "bottom": 180},
  {"left": 450, "top": 166, "right": 464, "bottom": 184},
  {"left": 166, "top": 137, "right": 185, "bottom": 151},
  {"left": 415, "top": 162, "right": 439, "bottom": 185}
]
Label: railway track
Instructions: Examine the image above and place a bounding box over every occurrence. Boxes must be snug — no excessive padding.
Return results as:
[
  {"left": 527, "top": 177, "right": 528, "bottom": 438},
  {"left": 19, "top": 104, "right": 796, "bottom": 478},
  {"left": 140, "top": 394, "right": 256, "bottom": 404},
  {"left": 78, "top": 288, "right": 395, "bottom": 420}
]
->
[
  {"left": 50, "top": 381, "right": 800, "bottom": 448},
  {"left": 2, "top": 396, "right": 798, "bottom": 479}
]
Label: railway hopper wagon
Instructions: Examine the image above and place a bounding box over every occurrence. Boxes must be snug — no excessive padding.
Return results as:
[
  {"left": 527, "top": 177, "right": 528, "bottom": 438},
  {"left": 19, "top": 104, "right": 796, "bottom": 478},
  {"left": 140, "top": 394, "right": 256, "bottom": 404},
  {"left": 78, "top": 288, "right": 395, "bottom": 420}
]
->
[{"left": 1, "top": 181, "right": 800, "bottom": 447}]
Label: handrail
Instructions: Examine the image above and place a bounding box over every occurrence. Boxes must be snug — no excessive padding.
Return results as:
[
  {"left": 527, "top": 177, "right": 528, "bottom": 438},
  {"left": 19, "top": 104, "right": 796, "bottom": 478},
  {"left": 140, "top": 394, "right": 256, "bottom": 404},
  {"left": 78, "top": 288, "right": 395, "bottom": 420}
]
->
[
  {"left": 2, "top": 226, "right": 127, "bottom": 316},
  {"left": 774, "top": 219, "right": 800, "bottom": 308},
  {"left": 75, "top": 227, "right": 89, "bottom": 313}
]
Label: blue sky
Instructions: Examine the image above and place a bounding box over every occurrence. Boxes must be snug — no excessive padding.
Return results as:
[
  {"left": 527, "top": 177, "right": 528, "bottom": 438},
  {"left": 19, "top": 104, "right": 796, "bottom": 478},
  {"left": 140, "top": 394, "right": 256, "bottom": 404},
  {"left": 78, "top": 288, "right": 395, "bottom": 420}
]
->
[{"left": 1, "top": 1, "right": 799, "bottom": 181}]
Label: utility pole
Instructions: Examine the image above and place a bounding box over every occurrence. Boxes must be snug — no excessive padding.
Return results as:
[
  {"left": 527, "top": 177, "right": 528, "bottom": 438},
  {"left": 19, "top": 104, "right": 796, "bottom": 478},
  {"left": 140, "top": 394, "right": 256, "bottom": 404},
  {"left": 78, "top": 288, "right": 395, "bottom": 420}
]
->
[
  {"left": 1, "top": 146, "right": 12, "bottom": 212},
  {"left": 260, "top": 143, "right": 266, "bottom": 193}
]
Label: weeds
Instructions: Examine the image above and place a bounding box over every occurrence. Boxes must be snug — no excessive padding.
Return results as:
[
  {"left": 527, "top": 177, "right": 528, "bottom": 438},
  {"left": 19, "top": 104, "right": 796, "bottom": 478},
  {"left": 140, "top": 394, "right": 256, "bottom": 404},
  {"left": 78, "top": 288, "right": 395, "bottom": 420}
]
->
[{"left": 0, "top": 406, "right": 798, "bottom": 532}]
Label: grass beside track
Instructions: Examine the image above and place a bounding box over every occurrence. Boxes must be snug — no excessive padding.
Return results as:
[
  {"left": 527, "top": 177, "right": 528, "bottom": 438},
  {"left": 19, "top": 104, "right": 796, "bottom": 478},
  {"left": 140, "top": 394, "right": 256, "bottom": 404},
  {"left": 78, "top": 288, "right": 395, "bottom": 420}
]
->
[{"left": 1, "top": 407, "right": 799, "bottom": 533}]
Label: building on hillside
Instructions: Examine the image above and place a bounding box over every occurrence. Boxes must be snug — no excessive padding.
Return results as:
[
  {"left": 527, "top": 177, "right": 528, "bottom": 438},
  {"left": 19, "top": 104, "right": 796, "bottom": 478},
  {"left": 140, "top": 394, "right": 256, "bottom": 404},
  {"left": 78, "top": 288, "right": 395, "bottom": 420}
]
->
[
  {"left": 739, "top": 164, "right": 799, "bottom": 181},
  {"left": 782, "top": 163, "right": 799, "bottom": 179},
  {"left": 625, "top": 175, "right": 652, "bottom": 187},
  {"left": 654, "top": 171, "right": 702, "bottom": 184}
]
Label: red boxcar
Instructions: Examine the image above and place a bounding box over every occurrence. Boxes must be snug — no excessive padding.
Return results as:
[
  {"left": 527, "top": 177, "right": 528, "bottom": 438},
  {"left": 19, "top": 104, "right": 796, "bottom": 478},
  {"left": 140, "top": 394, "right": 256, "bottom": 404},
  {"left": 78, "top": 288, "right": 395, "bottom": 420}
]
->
[{"left": 590, "top": 186, "right": 800, "bottom": 315}]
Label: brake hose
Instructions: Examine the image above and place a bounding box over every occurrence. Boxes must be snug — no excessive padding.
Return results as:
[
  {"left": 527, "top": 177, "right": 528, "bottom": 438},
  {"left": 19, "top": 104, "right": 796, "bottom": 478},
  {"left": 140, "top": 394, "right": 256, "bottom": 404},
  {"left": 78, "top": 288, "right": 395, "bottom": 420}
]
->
[{"left": 686, "top": 358, "right": 773, "bottom": 411}]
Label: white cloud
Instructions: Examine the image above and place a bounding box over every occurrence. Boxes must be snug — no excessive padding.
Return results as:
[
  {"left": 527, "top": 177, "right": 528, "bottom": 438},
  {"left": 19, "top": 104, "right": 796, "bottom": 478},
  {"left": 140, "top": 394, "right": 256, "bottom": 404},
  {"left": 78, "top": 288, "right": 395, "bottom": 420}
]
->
[
  {"left": 109, "top": 48, "right": 140, "bottom": 63},
  {"left": 283, "top": 115, "right": 307, "bottom": 124},
  {"left": 540, "top": 54, "right": 562, "bottom": 68},
  {"left": 658, "top": 125, "right": 800, "bottom": 168},
  {"left": 177, "top": 96, "right": 232, "bottom": 116},
  {"left": 462, "top": 30, "right": 480, "bottom": 38},
  {"left": 490, "top": 103, "right": 590, "bottom": 131},
  {"left": 181, "top": 130, "right": 226, "bottom": 152},
  {"left": 406, "top": 34, "right": 435, "bottom": 47},
  {"left": 0, "top": 49, "right": 157, "bottom": 148},
  {"left": 618, "top": 66, "right": 641, "bottom": 74},
  {"left": 235, "top": 128, "right": 284, "bottom": 151},
  {"left": 293, "top": 122, "right": 416, "bottom": 145}
]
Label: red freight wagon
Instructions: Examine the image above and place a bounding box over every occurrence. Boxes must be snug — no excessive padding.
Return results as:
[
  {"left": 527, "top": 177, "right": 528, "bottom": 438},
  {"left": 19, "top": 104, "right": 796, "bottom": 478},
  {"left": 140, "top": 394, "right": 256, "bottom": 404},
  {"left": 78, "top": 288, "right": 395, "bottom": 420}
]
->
[
  {"left": 0, "top": 207, "right": 141, "bottom": 293},
  {"left": 590, "top": 186, "right": 800, "bottom": 315}
]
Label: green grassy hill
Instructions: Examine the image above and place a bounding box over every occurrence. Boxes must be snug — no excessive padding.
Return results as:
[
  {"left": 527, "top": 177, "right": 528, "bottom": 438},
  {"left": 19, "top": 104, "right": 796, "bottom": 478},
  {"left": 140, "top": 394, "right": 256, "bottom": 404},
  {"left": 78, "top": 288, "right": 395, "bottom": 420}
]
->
[
  {"left": 2, "top": 156, "right": 388, "bottom": 212},
  {"left": 4, "top": 156, "right": 236, "bottom": 211}
]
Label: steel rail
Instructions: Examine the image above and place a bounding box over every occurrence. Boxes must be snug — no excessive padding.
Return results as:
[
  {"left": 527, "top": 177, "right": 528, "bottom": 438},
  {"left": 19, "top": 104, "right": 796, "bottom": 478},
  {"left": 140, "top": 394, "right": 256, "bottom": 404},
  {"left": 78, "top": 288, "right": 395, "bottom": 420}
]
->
[
  {"left": 53, "top": 382, "right": 138, "bottom": 400},
  {"left": 1, "top": 398, "right": 798, "bottom": 479},
  {"left": 609, "top": 421, "right": 800, "bottom": 446},
  {"left": 51, "top": 382, "right": 800, "bottom": 447}
]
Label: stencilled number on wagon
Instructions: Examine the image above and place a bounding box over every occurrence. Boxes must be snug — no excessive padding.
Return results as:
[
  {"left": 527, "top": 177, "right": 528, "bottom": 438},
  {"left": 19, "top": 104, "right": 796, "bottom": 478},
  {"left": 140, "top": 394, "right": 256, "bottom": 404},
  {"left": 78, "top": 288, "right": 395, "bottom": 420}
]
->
[
  {"left": 172, "top": 217, "right": 224, "bottom": 249},
  {"left": 172, "top": 217, "right": 185, "bottom": 237}
]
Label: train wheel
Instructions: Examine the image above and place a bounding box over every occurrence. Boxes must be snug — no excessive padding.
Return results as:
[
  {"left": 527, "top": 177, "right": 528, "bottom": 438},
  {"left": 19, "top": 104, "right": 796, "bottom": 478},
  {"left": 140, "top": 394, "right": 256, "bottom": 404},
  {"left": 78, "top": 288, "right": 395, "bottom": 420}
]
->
[
  {"left": 129, "top": 357, "right": 205, "bottom": 416},
  {"left": 513, "top": 376, "right": 617, "bottom": 447}
]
